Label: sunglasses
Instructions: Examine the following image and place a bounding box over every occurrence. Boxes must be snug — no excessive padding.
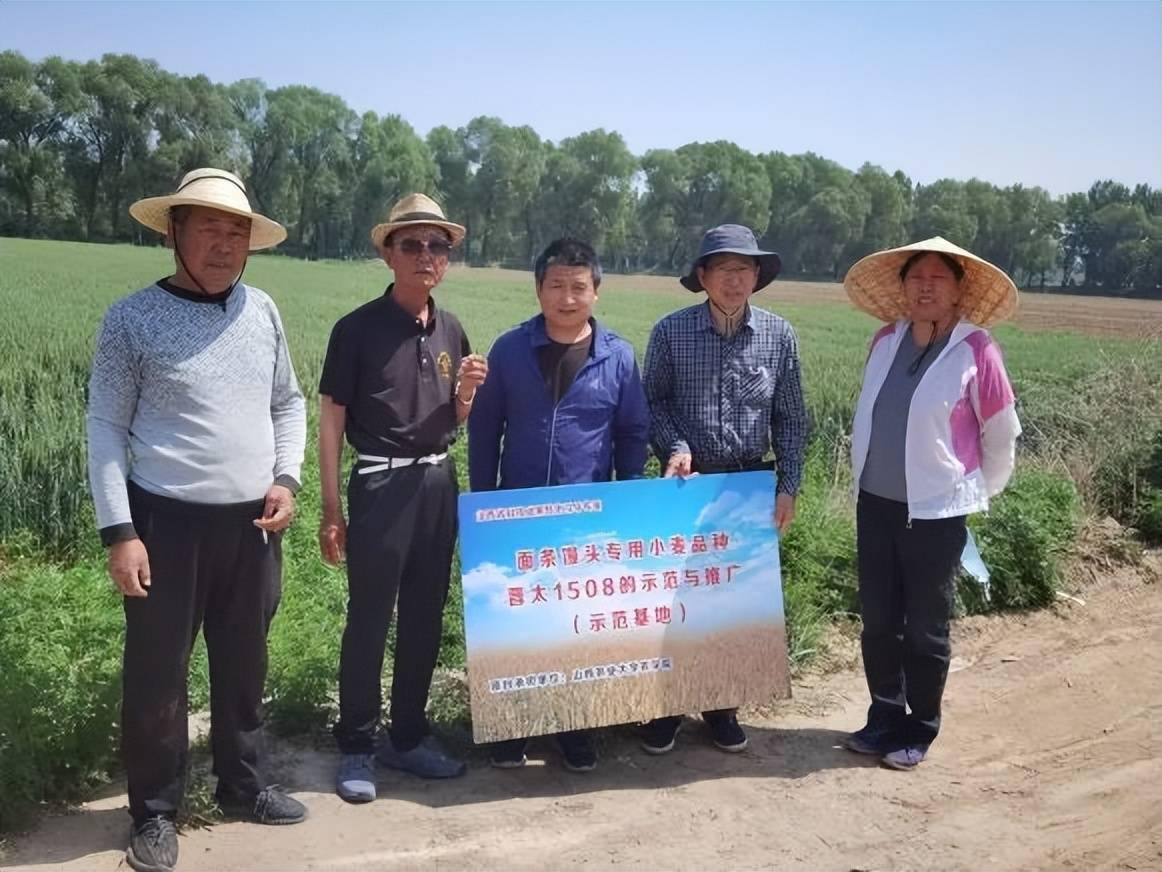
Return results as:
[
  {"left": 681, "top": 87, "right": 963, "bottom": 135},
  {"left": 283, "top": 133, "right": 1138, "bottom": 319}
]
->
[{"left": 394, "top": 238, "right": 453, "bottom": 257}]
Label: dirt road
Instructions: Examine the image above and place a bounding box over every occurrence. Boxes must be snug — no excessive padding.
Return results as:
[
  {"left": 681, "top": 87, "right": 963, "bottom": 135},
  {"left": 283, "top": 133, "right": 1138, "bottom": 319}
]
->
[{"left": 5, "top": 564, "right": 1159, "bottom": 872}]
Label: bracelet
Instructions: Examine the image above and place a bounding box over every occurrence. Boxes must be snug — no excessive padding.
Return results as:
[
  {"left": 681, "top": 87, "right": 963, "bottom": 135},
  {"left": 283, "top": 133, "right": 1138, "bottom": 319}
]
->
[{"left": 455, "top": 381, "right": 477, "bottom": 406}]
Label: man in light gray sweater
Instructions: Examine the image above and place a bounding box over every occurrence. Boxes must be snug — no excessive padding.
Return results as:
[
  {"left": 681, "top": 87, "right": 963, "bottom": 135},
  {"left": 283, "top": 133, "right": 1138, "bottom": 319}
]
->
[{"left": 86, "top": 168, "right": 308, "bottom": 872}]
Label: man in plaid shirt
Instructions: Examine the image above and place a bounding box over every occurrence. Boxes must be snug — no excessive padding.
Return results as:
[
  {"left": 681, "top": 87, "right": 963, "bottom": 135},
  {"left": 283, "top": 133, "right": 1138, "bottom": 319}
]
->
[{"left": 641, "top": 223, "right": 808, "bottom": 755}]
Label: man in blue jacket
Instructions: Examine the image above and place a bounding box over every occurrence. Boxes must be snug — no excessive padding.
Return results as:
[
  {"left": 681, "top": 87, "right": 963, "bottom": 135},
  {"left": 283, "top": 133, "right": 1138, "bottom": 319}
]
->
[{"left": 468, "top": 237, "right": 649, "bottom": 771}]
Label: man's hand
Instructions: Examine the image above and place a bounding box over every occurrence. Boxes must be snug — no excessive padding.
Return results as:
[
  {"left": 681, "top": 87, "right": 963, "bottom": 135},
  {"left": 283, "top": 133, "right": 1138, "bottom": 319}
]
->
[
  {"left": 457, "top": 353, "right": 488, "bottom": 401},
  {"left": 319, "top": 509, "right": 347, "bottom": 566},
  {"left": 109, "top": 538, "right": 151, "bottom": 597},
  {"left": 774, "top": 493, "right": 796, "bottom": 534},
  {"left": 664, "top": 452, "right": 694, "bottom": 478},
  {"left": 254, "top": 484, "right": 295, "bottom": 535}
]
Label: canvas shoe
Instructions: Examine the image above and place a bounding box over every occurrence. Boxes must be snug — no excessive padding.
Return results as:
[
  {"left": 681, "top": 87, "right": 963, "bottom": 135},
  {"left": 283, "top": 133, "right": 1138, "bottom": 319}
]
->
[
  {"left": 704, "top": 711, "right": 748, "bottom": 752},
  {"left": 489, "top": 738, "right": 529, "bottom": 769},
  {"left": 556, "top": 730, "right": 597, "bottom": 773},
  {"left": 640, "top": 716, "right": 682, "bottom": 755}
]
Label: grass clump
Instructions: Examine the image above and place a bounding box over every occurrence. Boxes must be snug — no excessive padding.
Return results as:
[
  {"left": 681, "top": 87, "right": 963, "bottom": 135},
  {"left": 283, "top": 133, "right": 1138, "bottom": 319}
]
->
[{"left": 968, "top": 468, "right": 1081, "bottom": 611}]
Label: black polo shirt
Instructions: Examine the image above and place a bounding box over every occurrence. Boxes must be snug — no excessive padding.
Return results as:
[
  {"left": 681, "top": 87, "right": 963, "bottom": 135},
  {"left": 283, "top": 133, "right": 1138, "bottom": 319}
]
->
[{"left": 319, "top": 285, "right": 470, "bottom": 457}]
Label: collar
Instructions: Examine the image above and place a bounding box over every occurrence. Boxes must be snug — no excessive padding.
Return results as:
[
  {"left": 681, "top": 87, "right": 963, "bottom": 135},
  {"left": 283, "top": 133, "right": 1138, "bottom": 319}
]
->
[
  {"left": 158, "top": 277, "right": 236, "bottom": 306},
  {"left": 526, "top": 315, "right": 607, "bottom": 360},
  {"left": 383, "top": 283, "right": 438, "bottom": 333},
  {"left": 698, "top": 300, "right": 754, "bottom": 334},
  {"left": 888, "top": 317, "right": 979, "bottom": 363}
]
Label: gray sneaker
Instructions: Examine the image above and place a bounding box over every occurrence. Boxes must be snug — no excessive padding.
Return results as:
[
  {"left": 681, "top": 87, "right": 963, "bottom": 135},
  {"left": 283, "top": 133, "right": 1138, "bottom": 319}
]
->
[
  {"left": 336, "top": 753, "right": 377, "bottom": 803},
  {"left": 376, "top": 735, "right": 466, "bottom": 779},
  {"left": 881, "top": 745, "right": 929, "bottom": 771},
  {"left": 126, "top": 816, "right": 178, "bottom": 872}
]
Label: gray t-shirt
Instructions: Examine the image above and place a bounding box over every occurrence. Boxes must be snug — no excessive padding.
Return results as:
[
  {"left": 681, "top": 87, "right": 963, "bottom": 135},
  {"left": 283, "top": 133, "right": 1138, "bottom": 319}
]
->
[{"left": 859, "top": 326, "right": 951, "bottom": 502}]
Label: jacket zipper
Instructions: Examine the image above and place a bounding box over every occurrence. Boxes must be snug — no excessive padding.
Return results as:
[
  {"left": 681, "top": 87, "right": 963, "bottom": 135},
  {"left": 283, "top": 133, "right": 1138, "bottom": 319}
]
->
[
  {"left": 540, "top": 336, "right": 604, "bottom": 487},
  {"left": 545, "top": 405, "right": 558, "bottom": 486},
  {"left": 903, "top": 324, "right": 967, "bottom": 524}
]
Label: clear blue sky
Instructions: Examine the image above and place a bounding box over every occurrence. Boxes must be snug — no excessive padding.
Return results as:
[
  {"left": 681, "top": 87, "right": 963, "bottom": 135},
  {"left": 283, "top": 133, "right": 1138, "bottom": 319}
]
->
[{"left": 3, "top": 0, "right": 1159, "bottom": 195}]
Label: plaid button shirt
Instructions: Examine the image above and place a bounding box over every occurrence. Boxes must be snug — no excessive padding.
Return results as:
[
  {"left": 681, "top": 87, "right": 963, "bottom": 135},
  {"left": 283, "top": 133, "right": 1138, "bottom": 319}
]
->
[{"left": 643, "top": 302, "right": 808, "bottom": 494}]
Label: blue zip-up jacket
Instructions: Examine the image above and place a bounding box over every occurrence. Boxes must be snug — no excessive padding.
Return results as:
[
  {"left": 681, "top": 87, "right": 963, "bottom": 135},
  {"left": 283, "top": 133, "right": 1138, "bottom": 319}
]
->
[{"left": 468, "top": 315, "right": 649, "bottom": 492}]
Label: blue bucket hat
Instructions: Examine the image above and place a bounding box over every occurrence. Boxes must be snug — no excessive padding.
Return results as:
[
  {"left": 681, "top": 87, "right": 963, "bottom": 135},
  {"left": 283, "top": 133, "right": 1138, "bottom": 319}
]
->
[{"left": 680, "top": 224, "right": 782, "bottom": 293}]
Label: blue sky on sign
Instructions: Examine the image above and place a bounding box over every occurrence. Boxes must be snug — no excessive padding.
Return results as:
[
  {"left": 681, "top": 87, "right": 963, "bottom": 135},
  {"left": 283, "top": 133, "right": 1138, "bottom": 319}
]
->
[
  {"left": 3, "top": 1, "right": 1160, "bottom": 195},
  {"left": 458, "top": 473, "right": 784, "bottom": 650}
]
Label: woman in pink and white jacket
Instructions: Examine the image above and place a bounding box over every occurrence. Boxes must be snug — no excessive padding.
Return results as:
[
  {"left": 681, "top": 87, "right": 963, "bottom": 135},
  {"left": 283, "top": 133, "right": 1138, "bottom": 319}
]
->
[{"left": 842, "top": 237, "right": 1021, "bottom": 771}]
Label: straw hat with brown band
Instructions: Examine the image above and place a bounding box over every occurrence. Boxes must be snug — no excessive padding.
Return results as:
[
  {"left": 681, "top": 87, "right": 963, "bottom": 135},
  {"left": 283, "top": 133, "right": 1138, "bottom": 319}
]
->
[
  {"left": 370, "top": 193, "right": 466, "bottom": 250},
  {"left": 843, "top": 236, "right": 1018, "bottom": 329},
  {"left": 129, "top": 168, "right": 287, "bottom": 251}
]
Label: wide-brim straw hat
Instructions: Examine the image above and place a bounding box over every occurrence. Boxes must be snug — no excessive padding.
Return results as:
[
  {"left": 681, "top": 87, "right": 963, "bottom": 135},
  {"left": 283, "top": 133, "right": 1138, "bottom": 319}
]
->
[
  {"left": 680, "top": 223, "right": 781, "bottom": 293},
  {"left": 843, "top": 236, "right": 1018, "bottom": 328},
  {"left": 370, "top": 193, "right": 466, "bottom": 250},
  {"left": 129, "top": 168, "right": 286, "bottom": 251}
]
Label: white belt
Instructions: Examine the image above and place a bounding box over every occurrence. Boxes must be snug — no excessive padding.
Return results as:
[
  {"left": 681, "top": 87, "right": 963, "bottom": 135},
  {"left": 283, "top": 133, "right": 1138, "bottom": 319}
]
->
[{"left": 356, "top": 452, "right": 448, "bottom": 475}]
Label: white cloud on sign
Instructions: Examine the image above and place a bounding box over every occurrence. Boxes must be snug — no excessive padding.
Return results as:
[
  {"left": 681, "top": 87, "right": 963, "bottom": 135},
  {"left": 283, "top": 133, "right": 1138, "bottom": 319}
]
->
[{"left": 695, "top": 489, "right": 773, "bottom": 530}]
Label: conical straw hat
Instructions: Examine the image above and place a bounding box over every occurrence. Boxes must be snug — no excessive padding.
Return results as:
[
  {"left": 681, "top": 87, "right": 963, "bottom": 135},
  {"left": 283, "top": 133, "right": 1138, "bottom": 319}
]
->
[
  {"left": 843, "top": 236, "right": 1018, "bottom": 328},
  {"left": 129, "top": 168, "right": 286, "bottom": 251}
]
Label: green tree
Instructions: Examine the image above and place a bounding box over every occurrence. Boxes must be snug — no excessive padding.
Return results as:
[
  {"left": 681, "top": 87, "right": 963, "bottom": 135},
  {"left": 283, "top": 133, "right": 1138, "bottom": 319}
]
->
[
  {"left": 0, "top": 53, "right": 80, "bottom": 235},
  {"left": 61, "top": 54, "right": 161, "bottom": 240},
  {"left": 427, "top": 124, "right": 473, "bottom": 244},
  {"left": 350, "top": 113, "right": 437, "bottom": 255},
  {"left": 643, "top": 141, "right": 772, "bottom": 272},
  {"left": 547, "top": 129, "right": 637, "bottom": 265},
  {"left": 460, "top": 117, "right": 544, "bottom": 265},
  {"left": 262, "top": 85, "right": 357, "bottom": 258},
  {"left": 792, "top": 185, "right": 868, "bottom": 277},
  {"left": 638, "top": 147, "right": 693, "bottom": 271},
  {"left": 910, "top": 179, "right": 977, "bottom": 247},
  {"left": 228, "top": 78, "right": 282, "bottom": 218},
  {"left": 851, "top": 163, "right": 910, "bottom": 255}
]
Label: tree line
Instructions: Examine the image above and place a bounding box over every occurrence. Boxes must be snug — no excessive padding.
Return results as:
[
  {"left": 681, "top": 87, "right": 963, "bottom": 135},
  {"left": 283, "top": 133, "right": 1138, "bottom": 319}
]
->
[{"left": 1, "top": 51, "right": 1159, "bottom": 295}]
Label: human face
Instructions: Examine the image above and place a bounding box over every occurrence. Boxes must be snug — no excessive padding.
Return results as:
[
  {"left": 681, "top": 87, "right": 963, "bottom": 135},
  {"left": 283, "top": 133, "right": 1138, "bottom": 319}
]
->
[
  {"left": 902, "top": 253, "right": 962, "bottom": 324},
  {"left": 170, "top": 206, "right": 251, "bottom": 293},
  {"left": 537, "top": 264, "right": 598, "bottom": 337},
  {"left": 697, "top": 253, "right": 759, "bottom": 313},
  {"left": 382, "top": 225, "right": 452, "bottom": 294}
]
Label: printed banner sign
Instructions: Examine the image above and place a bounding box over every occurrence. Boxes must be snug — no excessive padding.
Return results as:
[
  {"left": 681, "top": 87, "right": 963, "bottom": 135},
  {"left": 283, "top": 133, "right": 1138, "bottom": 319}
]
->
[{"left": 458, "top": 472, "right": 791, "bottom": 743}]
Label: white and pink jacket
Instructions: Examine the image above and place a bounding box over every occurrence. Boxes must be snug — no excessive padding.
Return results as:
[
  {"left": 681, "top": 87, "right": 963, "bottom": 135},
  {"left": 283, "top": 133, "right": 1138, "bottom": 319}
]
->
[{"left": 851, "top": 319, "right": 1021, "bottom": 519}]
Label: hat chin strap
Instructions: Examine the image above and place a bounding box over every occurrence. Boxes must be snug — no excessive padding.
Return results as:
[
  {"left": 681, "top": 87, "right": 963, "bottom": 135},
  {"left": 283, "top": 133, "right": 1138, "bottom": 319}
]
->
[
  {"left": 171, "top": 220, "right": 247, "bottom": 297},
  {"left": 708, "top": 297, "right": 746, "bottom": 338}
]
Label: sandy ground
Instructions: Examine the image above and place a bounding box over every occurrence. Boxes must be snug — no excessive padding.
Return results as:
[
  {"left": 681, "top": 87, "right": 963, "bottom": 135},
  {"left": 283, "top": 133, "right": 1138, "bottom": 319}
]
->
[{"left": 4, "top": 556, "right": 1159, "bottom": 872}]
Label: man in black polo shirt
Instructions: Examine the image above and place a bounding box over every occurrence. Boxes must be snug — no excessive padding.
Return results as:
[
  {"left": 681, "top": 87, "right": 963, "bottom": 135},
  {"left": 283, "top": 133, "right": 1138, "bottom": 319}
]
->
[{"left": 318, "top": 193, "right": 487, "bottom": 802}]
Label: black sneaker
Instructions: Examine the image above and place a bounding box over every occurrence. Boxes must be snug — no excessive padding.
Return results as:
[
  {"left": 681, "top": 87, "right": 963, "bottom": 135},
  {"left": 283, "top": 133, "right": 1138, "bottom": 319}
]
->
[
  {"left": 127, "top": 815, "right": 178, "bottom": 872},
  {"left": 640, "top": 716, "right": 682, "bottom": 755},
  {"left": 845, "top": 723, "right": 899, "bottom": 756},
  {"left": 556, "top": 730, "right": 597, "bottom": 773},
  {"left": 216, "top": 784, "right": 308, "bottom": 825},
  {"left": 704, "top": 711, "right": 748, "bottom": 752},
  {"left": 489, "top": 738, "right": 529, "bottom": 769}
]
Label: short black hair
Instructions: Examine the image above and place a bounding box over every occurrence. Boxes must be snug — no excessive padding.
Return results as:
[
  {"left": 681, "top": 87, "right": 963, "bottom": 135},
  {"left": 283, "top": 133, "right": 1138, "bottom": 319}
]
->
[
  {"left": 534, "top": 238, "right": 602, "bottom": 289},
  {"left": 899, "top": 250, "right": 965, "bottom": 282},
  {"left": 169, "top": 205, "right": 192, "bottom": 226}
]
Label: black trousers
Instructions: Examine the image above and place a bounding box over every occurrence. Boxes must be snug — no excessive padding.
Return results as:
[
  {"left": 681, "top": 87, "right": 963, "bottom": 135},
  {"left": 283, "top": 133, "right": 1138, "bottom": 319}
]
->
[
  {"left": 856, "top": 490, "right": 967, "bottom": 747},
  {"left": 333, "top": 458, "right": 458, "bottom": 754},
  {"left": 123, "top": 483, "right": 281, "bottom": 824}
]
